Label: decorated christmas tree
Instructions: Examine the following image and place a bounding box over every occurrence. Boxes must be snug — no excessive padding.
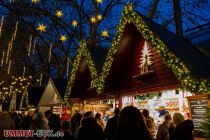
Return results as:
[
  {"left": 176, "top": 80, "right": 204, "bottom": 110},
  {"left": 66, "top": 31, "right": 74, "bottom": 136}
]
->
[{"left": 139, "top": 41, "right": 153, "bottom": 74}]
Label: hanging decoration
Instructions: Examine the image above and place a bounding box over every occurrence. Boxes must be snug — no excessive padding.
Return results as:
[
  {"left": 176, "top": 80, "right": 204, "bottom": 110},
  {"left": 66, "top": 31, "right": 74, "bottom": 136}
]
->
[
  {"left": 139, "top": 41, "right": 153, "bottom": 74},
  {"left": 1, "top": 51, "right": 5, "bottom": 67},
  {"left": 7, "top": 60, "right": 11, "bottom": 74},
  {"left": 97, "top": 14, "right": 102, "bottom": 21},
  {"left": 28, "top": 35, "right": 32, "bottom": 56},
  {"left": 59, "top": 35, "right": 67, "bottom": 42},
  {"left": 37, "top": 24, "right": 46, "bottom": 32},
  {"left": 32, "top": 38, "right": 36, "bottom": 54},
  {"left": 39, "top": 73, "right": 42, "bottom": 86},
  {"left": 101, "top": 30, "right": 109, "bottom": 37},
  {"left": 96, "top": 0, "right": 103, "bottom": 4},
  {"left": 32, "top": 0, "right": 39, "bottom": 4},
  {"left": 0, "top": 16, "right": 4, "bottom": 38},
  {"left": 56, "top": 10, "right": 63, "bottom": 18},
  {"left": 48, "top": 43, "right": 52, "bottom": 62},
  {"left": 72, "top": 20, "right": 78, "bottom": 27},
  {"left": 66, "top": 58, "right": 70, "bottom": 77},
  {"left": 90, "top": 16, "right": 97, "bottom": 24},
  {"left": 5, "top": 22, "right": 18, "bottom": 65}
]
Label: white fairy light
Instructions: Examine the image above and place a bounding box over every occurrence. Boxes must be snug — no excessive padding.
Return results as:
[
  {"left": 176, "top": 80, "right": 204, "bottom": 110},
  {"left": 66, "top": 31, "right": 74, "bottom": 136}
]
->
[
  {"left": 1, "top": 51, "right": 5, "bottom": 67},
  {"left": 8, "top": 60, "right": 11, "bottom": 74},
  {"left": 66, "top": 58, "right": 70, "bottom": 77},
  {"left": 39, "top": 73, "right": 42, "bottom": 86},
  {"left": 32, "top": 38, "right": 36, "bottom": 54},
  {"left": 6, "top": 42, "right": 11, "bottom": 64},
  {"left": 48, "top": 43, "right": 52, "bottom": 62},
  {"left": 28, "top": 35, "right": 32, "bottom": 56},
  {"left": 0, "top": 16, "right": 4, "bottom": 37}
]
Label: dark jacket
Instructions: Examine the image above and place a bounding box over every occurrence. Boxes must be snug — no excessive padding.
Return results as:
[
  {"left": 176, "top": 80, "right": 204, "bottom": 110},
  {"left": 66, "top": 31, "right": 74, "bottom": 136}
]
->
[
  {"left": 78, "top": 117, "right": 105, "bottom": 140},
  {"left": 105, "top": 115, "right": 119, "bottom": 140},
  {"left": 173, "top": 120, "right": 194, "bottom": 140}
]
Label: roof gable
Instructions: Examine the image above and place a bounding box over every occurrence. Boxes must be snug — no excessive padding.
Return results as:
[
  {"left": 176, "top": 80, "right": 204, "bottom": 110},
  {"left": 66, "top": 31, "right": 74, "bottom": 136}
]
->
[
  {"left": 39, "top": 78, "right": 64, "bottom": 106},
  {"left": 64, "top": 5, "right": 210, "bottom": 105}
]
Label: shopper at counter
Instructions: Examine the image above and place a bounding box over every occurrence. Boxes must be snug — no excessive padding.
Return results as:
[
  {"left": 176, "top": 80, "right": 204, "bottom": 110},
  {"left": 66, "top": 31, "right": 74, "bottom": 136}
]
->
[{"left": 156, "top": 113, "right": 174, "bottom": 140}]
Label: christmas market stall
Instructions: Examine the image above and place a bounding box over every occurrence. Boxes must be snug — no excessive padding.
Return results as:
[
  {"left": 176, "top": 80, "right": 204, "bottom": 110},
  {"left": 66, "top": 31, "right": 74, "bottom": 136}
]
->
[
  {"left": 38, "top": 77, "right": 69, "bottom": 117},
  {"left": 64, "top": 5, "right": 210, "bottom": 138}
]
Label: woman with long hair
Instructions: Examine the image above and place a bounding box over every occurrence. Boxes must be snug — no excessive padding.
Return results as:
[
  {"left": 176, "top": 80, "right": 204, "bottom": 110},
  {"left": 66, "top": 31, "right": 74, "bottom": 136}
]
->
[{"left": 112, "top": 106, "right": 152, "bottom": 140}]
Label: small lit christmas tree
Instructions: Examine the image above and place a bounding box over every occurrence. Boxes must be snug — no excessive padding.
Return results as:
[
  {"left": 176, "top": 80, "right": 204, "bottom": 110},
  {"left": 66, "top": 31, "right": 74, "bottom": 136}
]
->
[{"left": 139, "top": 41, "right": 153, "bottom": 74}]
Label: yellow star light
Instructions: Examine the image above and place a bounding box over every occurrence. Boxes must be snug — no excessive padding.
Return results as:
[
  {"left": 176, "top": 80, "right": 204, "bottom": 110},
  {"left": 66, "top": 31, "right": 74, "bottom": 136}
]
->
[
  {"left": 59, "top": 35, "right": 67, "bottom": 42},
  {"left": 37, "top": 24, "right": 46, "bottom": 32},
  {"left": 32, "top": 0, "right": 39, "bottom": 4},
  {"left": 97, "top": 14, "right": 102, "bottom": 21},
  {"left": 96, "top": 0, "right": 103, "bottom": 4},
  {"left": 72, "top": 20, "right": 78, "bottom": 27},
  {"left": 90, "top": 17, "right": 97, "bottom": 24},
  {"left": 56, "top": 10, "right": 63, "bottom": 18},
  {"left": 101, "top": 30, "right": 109, "bottom": 37}
]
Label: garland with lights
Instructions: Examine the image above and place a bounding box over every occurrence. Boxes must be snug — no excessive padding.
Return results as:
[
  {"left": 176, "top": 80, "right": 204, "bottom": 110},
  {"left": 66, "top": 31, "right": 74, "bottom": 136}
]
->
[
  {"left": 65, "top": 4, "right": 210, "bottom": 105},
  {"left": 64, "top": 41, "right": 98, "bottom": 105}
]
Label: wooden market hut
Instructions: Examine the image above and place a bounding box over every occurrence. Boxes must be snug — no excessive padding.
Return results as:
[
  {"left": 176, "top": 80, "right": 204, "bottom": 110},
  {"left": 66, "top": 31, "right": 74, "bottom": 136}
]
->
[
  {"left": 38, "top": 77, "right": 68, "bottom": 114},
  {"left": 64, "top": 5, "right": 210, "bottom": 105}
]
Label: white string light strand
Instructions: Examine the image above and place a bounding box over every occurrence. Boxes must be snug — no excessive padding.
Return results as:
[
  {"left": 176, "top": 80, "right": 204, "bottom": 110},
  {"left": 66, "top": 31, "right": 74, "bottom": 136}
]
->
[
  {"left": 66, "top": 58, "right": 70, "bottom": 77},
  {"left": 0, "top": 16, "right": 4, "bottom": 37},
  {"left": 32, "top": 38, "right": 36, "bottom": 54},
  {"left": 1, "top": 51, "right": 5, "bottom": 67},
  {"left": 5, "top": 42, "right": 11, "bottom": 64},
  {"left": 48, "top": 43, "right": 52, "bottom": 62},
  {"left": 28, "top": 35, "right": 32, "bottom": 56},
  {"left": 8, "top": 60, "right": 11, "bottom": 74},
  {"left": 39, "top": 73, "right": 43, "bottom": 87}
]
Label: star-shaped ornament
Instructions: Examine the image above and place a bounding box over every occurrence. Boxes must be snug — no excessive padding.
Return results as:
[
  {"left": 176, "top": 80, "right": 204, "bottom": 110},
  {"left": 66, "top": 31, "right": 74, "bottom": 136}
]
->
[
  {"left": 32, "top": 0, "right": 39, "bottom": 4},
  {"left": 97, "top": 15, "right": 102, "bottom": 21},
  {"left": 59, "top": 35, "right": 67, "bottom": 42},
  {"left": 37, "top": 24, "right": 46, "bottom": 32},
  {"left": 56, "top": 10, "right": 63, "bottom": 18},
  {"left": 72, "top": 20, "right": 78, "bottom": 27},
  {"left": 90, "top": 17, "right": 97, "bottom": 24},
  {"left": 101, "top": 30, "right": 109, "bottom": 37},
  {"left": 96, "top": 0, "right": 103, "bottom": 4}
]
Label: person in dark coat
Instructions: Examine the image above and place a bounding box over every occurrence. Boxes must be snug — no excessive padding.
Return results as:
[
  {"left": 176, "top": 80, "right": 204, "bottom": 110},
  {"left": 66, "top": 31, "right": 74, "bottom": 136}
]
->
[
  {"left": 173, "top": 119, "right": 194, "bottom": 140},
  {"left": 78, "top": 117, "right": 105, "bottom": 140},
  {"left": 172, "top": 113, "right": 194, "bottom": 140},
  {"left": 61, "top": 121, "right": 73, "bottom": 140},
  {"left": 105, "top": 108, "right": 120, "bottom": 140},
  {"left": 112, "top": 106, "right": 152, "bottom": 140}
]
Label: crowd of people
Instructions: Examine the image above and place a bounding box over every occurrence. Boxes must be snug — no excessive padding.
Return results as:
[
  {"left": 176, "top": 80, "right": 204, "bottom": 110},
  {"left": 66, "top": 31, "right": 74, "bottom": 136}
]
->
[{"left": 0, "top": 106, "right": 194, "bottom": 140}]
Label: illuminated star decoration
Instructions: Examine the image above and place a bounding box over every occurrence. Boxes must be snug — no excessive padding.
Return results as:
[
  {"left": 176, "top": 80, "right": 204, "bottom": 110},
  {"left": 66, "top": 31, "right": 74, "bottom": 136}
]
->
[
  {"left": 97, "top": 14, "right": 102, "bottom": 21},
  {"left": 90, "top": 17, "right": 97, "bottom": 24},
  {"left": 96, "top": 0, "right": 103, "bottom": 4},
  {"left": 59, "top": 35, "right": 67, "bottom": 42},
  {"left": 37, "top": 24, "right": 46, "bottom": 32},
  {"left": 72, "top": 20, "right": 78, "bottom": 27},
  {"left": 32, "top": 0, "right": 39, "bottom": 4},
  {"left": 101, "top": 30, "right": 109, "bottom": 37},
  {"left": 56, "top": 10, "right": 63, "bottom": 18}
]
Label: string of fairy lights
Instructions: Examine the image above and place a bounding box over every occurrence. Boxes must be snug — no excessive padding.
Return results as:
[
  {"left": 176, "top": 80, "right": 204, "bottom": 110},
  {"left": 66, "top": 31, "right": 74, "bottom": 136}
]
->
[
  {"left": 0, "top": 0, "right": 109, "bottom": 108},
  {"left": 63, "top": 4, "right": 210, "bottom": 106}
]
